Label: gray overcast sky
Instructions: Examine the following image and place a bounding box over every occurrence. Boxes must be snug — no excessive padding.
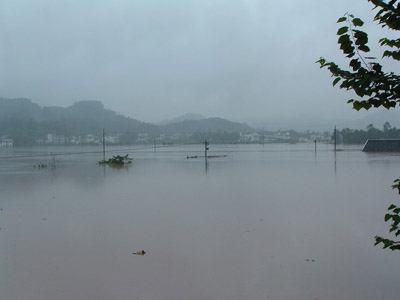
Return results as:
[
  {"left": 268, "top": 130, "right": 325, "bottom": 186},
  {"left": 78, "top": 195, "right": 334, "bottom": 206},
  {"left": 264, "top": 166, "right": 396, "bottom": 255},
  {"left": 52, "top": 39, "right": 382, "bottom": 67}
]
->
[{"left": 0, "top": 0, "right": 395, "bottom": 124}]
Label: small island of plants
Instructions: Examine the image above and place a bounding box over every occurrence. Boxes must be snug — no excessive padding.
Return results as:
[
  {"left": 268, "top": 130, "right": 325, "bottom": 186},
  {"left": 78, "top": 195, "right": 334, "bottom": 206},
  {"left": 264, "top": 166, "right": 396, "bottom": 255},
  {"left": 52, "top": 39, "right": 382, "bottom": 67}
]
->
[{"left": 98, "top": 154, "right": 132, "bottom": 165}]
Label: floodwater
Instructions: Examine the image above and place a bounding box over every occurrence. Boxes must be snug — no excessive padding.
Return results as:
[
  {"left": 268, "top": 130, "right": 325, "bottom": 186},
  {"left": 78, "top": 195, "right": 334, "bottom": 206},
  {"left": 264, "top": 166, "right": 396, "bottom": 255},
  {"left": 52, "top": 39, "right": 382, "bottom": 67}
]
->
[{"left": 0, "top": 143, "right": 399, "bottom": 300}]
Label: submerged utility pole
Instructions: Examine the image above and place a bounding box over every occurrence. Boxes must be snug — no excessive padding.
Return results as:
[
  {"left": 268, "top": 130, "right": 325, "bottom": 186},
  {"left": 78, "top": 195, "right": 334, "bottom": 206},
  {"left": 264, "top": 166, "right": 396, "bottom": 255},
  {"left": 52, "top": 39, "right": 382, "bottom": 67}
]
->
[
  {"left": 204, "top": 140, "right": 209, "bottom": 173},
  {"left": 154, "top": 137, "right": 156, "bottom": 154},
  {"left": 334, "top": 125, "right": 337, "bottom": 152},
  {"left": 102, "top": 128, "right": 106, "bottom": 162}
]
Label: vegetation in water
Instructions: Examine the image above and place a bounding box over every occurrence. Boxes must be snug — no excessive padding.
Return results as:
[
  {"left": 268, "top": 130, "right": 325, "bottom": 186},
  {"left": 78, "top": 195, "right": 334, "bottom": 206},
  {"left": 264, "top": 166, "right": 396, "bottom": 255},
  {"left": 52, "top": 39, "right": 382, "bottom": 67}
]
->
[
  {"left": 35, "top": 162, "right": 48, "bottom": 169},
  {"left": 98, "top": 154, "right": 132, "bottom": 165},
  {"left": 34, "top": 156, "right": 58, "bottom": 169}
]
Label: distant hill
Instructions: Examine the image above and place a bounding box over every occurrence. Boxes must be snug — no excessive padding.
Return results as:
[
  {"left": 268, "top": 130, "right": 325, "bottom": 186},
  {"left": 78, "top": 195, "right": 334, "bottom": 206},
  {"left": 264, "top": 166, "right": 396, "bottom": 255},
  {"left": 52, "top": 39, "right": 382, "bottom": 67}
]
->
[
  {"left": 158, "top": 113, "right": 205, "bottom": 125},
  {"left": 163, "top": 117, "right": 252, "bottom": 134},
  {"left": 0, "top": 97, "right": 43, "bottom": 120},
  {"left": 0, "top": 97, "right": 254, "bottom": 145},
  {"left": 0, "top": 98, "right": 157, "bottom": 145}
]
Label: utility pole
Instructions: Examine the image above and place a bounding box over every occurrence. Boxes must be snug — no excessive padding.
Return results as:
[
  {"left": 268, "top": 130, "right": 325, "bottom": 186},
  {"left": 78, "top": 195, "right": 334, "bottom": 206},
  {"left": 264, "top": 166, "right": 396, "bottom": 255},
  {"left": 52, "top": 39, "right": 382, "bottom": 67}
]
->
[
  {"left": 102, "top": 128, "right": 106, "bottom": 162},
  {"left": 334, "top": 125, "right": 337, "bottom": 152},
  {"left": 154, "top": 137, "right": 156, "bottom": 154},
  {"left": 314, "top": 139, "right": 317, "bottom": 153},
  {"left": 204, "top": 140, "right": 209, "bottom": 173}
]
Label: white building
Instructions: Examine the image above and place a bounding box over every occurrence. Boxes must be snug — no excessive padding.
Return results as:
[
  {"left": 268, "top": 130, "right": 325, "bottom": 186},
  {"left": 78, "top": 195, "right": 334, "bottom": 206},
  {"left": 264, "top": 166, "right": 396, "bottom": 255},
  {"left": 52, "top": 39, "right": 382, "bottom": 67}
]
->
[
  {"left": 45, "top": 134, "right": 67, "bottom": 145},
  {"left": 1, "top": 138, "right": 13, "bottom": 147},
  {"left": 105, "top": 134, "right": 121, "bottom": 144},
  {"left": 136, "top": 133, "right": 149, "bottom": 143},
  {"left": 156, "top": 134, "right": 166, "bottom": 141},
  {"left": 239, "top": 133, "right": 260, "bottom": 143},
  {"left": 85, "top": 134, "right": 100, "bottom": 144}
]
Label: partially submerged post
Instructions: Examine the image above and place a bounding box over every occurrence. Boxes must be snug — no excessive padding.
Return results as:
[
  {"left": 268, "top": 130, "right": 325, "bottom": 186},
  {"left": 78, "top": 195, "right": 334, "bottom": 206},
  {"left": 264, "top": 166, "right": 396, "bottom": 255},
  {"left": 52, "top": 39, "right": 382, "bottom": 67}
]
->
[
  {"left": 204, "top": 140, "right": 209, "bottom": 173},
  {"left": 334, "top": 126, "right": 337, "bottom": 152},
  {"left": 102, "top": 128, "right": 106, "bottom": 162}
]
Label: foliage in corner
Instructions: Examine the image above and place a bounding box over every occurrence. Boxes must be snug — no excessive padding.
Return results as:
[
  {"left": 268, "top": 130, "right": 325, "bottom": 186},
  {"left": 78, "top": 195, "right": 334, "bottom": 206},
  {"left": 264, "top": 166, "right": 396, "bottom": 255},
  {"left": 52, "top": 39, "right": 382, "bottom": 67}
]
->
[
  {"left": 317, "top": 0, "right": 400, "bottom": 111},
  {"left": 375, "top": 178, "right": 400, "bottom": 250},
  {"left": 318, "top": 0, "right": 400, "bottom": 252}
]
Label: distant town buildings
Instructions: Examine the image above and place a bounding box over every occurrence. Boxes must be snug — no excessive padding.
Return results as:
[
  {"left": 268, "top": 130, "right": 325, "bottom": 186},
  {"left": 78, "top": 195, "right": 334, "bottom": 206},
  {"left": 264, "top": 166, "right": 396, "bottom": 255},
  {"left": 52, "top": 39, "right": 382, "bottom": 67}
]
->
[
  {"left": 136, "top": 133, "right": 194, "bottom": 143},
  {"left": 46, "top": 133, "right": 66, "bottom": 145},
  {"left": 0, "top": 137, "right": 13, "bottom": 147},
  {"left": 14, "top": 130, "right": 332, "bottom": 146},
  {"left": 238, "top": 131, "right": 330, "bottom": 143},
  {"left": 35, "top": 133, "right": 121, "bottom": 145},
  {"left": 136, "top": 133, "right": 150, "bottom": 143},
  {"left": 105, "top": 134, "right": 120, "bottom": 144},
  {"left": 34, "top": 131, "right": 331, "bottom": 145}
]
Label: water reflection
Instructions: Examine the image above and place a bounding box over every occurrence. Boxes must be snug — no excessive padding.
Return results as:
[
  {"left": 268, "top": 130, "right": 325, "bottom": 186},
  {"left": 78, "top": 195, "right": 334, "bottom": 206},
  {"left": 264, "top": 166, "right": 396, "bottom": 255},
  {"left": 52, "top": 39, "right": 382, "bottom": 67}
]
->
[{"left": 334, "top": 148, "right": 337, "bottom": 176}]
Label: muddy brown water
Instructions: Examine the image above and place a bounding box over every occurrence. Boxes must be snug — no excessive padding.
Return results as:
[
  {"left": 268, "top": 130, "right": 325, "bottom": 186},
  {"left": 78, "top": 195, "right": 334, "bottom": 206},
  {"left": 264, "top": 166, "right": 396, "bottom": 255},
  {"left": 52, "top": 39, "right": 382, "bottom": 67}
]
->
[{"left": 1, "top": 144, "right": 399, "bottom": 300}]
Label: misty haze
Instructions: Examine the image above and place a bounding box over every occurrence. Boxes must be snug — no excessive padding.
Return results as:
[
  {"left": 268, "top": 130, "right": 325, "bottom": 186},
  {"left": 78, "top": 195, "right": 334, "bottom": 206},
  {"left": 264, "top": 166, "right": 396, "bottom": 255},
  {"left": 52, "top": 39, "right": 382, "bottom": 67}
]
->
[{"left": 1, "top": 0, "right": 400, "bottom": 300}]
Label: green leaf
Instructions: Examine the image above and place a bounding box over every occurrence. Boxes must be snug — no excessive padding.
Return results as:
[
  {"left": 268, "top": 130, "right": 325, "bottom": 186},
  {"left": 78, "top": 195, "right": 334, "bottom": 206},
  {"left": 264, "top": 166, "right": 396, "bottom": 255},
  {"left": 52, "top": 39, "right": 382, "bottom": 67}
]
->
[
  {"left": 390, "top": 244, "right": 400, "bottom": 251},
  {"left": 337, "top": 17, "right": 347, "bottom": 23},
  {"left": 353, "top": 101, "right": 362, "bottom": 111},
  {"left": 358, "top": 45, "right": 370, "bottom": 52},
  {"left": 332, "top": 77, "right": 341, "bottom": 86},
  {"left": 375, "top": 236, "right": 383, "bottom": 245},
  {"left": 385, "top": 214, "right": 392, "bottom": 222},
  {"left": 337, "top": 26, "right": 349, "bottom": 35},
  {"left": 338, "top": 34, "right": 350, "bottom": 44},
  {"left": 349, "top": 59, "right": 361, "bottom": 71},
  {"left": 372, "top": 63, "right": 382, "bottom": 72},
  {"left": 352, "top": 18, "right": 364, "bottom": 27}
]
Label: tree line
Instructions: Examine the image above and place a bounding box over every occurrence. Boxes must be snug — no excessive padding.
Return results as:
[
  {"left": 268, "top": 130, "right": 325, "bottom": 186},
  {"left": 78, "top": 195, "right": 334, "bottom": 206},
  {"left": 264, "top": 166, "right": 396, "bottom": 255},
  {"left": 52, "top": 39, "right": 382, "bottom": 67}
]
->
[{"left": 337, "top": 122, "right": 400, "bottom": 144}]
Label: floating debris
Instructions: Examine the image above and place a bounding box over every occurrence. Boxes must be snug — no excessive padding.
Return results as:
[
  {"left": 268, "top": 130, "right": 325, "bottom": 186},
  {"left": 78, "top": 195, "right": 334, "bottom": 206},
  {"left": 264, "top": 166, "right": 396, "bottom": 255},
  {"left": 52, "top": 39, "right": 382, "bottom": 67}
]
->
[
  {"left": 35, "top": 162, "right": 48, "bottom": 169},
  {"left": 187, "top": 155, "right": 227, "bottom": 159},
  {"left": 133, "top": 250, "right": 146, "bottom": 255}
]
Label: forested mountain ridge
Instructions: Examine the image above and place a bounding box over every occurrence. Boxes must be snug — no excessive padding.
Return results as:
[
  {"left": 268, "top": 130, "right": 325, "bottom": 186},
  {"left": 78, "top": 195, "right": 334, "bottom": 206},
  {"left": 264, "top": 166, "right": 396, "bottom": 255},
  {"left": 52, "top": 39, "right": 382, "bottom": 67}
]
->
[{"left": 0, "top": 98, "right": 252, "bottom": 145}]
